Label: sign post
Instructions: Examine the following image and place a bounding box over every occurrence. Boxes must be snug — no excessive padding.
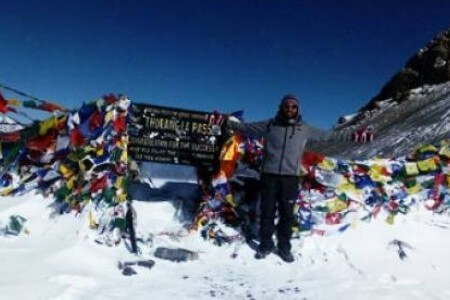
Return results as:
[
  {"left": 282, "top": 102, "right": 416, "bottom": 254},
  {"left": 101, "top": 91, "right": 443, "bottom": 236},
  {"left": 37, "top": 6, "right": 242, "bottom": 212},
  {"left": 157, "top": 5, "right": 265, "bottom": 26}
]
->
[{"left": 128, "top": 103, "right": 224, "bottom": 168}]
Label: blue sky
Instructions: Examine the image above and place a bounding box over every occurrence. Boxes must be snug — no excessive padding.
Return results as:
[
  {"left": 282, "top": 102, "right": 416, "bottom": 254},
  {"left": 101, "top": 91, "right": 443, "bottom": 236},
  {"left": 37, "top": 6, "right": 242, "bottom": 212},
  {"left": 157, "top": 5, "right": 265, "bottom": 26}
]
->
[{"left": 0, "top": 0, "right": 449, "bottom": 128}]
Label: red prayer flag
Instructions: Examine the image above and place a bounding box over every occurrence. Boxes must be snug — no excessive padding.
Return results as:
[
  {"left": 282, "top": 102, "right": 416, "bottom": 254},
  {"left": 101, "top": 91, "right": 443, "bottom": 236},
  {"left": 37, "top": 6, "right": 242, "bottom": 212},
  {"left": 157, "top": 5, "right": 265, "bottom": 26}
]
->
[
  {"left": 89, "top": 110, "right": 103, "bottom": 131},
  {"left": 325, "top": 212, "right": 342, "bottom": 225},
  {"left": 103, "top": 94, "right": 117, "bottom": 104},
  {"left": 302, "top": 151, "right": 325, "bottom": 169},
  {"left": 70, "top": 128, "right": 85, "bottom": 147},
  {"left": 0, "top": 131, "right": 21, "bottom": 142},
  {"left": 90, "top": 175, "right": 108, "bottom": 193},
  {"left": 113, "top": 115, "right": 126, "bottom": 133},
  {"left": 39, "top": 102, "right": 66, "bottom": 112},
  {"left": 0, "top": 98, "right": 9, "bottom": 114},
  {"left": 27, "top": 131, "right": 56, "bottom": 151}
]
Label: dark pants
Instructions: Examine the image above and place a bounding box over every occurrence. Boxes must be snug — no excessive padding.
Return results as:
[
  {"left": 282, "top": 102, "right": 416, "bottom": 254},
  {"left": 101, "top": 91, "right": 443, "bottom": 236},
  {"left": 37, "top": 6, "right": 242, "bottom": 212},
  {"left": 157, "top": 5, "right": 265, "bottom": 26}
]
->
[{"left": 259, "top": 174, "right": 299, "bottom": 252}]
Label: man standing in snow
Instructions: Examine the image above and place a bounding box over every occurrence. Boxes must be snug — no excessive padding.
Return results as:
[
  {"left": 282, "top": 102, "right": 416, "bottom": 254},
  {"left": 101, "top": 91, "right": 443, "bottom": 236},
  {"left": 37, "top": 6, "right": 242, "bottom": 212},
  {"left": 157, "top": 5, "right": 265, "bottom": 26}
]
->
[{"left": 226, "top": 94, "right": 372, "bottom": 263}]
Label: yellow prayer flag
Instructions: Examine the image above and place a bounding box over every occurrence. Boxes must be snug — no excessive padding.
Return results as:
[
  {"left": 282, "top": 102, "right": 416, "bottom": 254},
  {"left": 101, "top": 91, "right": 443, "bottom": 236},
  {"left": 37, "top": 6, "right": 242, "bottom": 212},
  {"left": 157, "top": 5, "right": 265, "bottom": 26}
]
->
[
  {"left": 0, "top": 187, "right": 13, "bottom": 196},
  {"left": 327, "top": 198, "right": 348, "bottom": 213},
  {"left": 96, "top": 147, "right": 104, "bottom": 156},
  {"left": 370, "top": 164, "right": 384, "bottom": 174},
  {"left": 117, "top": 193, "right": 127, "bottom": 203},
  {"left": 225, "top": 194, "right": 236, "bottom": 207},
  {"left": 6, "top": 99, "right": 21, "bottom": 106},
  {"left": 59, "top": 164, "right": 73, "bottom": 178},
  {"left": 39, "top": 117, "right": 58, "bottom": 136},
  {"left": 369, "top": 165, "right": 389, "bottom": 182},
  {"left": 221, "top": 136, "right": 240, "bottom": 161},
  {"left": 115, "top": 176, "right": 124, "bottom": 189},
  {"left": 196, "top": 216, "right": 207, "bottom": 229},
  {"left": 439, "top": 146, "right": 450, "bottom": 159},
  {"left": 117, "top": 136, "right": 128, "bottom": 150},
  {"left": 405, "top": 162, "right": 419, "bottom": 175},
  {"left": 417, "top": 158, "right": 438, "bottom": 172},
  {"left": 88, "top": 211, "right": 99, "bottom": 229},
  {"left": 418, "top": 144, "right": 438, "bottom": 154},
  {"left": 371, "top": 173, "right": 386, "bottom": 183},
  {"left": 120, "top": 149, "right": 127, "bottom": 162},
  {"left": 336, "top": 182, "right": 361, "bottom": 196},
  {"left": 318, "top": 158, "right": 336, "bottom": 171},
  {"left": 407, "top": 184, "right": 421, "bottom": 195},
  {"left": 104, "top": 110, "right": 115, "bottom": 124},
  {"left": 386, "top": 214, "right": 395, "bottom": 225},
  {"left": 67, "top": 178, "right": 75, "bottom": 189}
]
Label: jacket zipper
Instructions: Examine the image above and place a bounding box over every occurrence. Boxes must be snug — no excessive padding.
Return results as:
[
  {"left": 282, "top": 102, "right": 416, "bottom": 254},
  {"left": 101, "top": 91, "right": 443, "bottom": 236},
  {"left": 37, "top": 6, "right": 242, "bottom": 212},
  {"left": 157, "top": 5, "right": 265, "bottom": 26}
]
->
[{"left": 278, "top": 126, "right": 288, "bottom": 174}]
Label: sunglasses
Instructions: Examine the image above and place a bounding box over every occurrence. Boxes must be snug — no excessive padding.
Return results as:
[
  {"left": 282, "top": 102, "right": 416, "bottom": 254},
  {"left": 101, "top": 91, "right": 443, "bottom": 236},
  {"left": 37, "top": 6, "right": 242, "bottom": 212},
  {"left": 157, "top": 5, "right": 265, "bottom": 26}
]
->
[{"left": 283, "top": 104, "right": 298, "bottom": 110}]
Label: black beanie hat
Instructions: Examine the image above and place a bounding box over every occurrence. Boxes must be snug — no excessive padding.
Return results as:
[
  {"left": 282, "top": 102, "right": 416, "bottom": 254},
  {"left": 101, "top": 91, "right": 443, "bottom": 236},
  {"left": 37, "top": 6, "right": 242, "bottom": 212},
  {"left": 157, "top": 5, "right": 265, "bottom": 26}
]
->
[
  {"left": 276, "top": 93, "right": 302, "bottom": 122},
  {"left": 280, "top": 94, "right": 299, "bottom": 106}
]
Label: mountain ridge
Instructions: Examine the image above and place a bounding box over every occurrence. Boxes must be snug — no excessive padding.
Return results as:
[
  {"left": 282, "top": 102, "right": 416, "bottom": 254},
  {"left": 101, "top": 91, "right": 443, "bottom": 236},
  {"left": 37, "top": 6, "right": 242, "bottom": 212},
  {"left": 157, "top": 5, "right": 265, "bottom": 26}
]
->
[{"left": 324, "top": 28, "right": 450, "bottom": 159}]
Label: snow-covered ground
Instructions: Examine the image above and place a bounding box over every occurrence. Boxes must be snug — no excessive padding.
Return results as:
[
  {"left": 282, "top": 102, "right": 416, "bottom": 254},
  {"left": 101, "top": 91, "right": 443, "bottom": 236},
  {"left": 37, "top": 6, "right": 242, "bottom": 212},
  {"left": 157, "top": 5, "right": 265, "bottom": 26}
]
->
[
  {"left": 0, "top": 81, "right": 449, "bottom": 300},
  {"left": 1, "top": 186, "right": 449, "bottom": 300}
]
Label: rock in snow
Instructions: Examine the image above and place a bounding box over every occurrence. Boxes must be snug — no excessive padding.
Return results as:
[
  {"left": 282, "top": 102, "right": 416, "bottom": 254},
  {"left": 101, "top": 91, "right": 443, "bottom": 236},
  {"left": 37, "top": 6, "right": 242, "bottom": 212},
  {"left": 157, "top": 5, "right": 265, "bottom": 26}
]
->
[{"left": 154, "top": 247, "right": 199, "bottom": 262}]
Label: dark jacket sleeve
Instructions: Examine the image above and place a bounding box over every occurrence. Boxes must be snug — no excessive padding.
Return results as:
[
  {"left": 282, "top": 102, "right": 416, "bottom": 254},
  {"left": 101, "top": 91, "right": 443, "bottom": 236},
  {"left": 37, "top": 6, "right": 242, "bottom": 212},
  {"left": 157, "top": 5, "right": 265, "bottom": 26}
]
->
[{"left": 226, "top": 119, "right": 269, "bottom": 137}]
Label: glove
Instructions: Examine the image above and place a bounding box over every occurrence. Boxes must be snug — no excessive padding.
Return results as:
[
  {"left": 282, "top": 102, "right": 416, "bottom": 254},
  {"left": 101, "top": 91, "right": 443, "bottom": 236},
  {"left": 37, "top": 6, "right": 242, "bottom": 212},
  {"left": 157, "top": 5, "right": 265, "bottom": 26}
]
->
[{"left": 352, "top": 127, "right": 374, "bottom": 143}]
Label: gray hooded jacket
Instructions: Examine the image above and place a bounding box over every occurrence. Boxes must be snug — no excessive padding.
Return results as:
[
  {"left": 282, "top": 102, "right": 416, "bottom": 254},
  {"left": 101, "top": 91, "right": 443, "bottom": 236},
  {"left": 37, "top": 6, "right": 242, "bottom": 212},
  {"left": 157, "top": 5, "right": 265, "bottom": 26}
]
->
[{"left": 227, "top": 115, "right": 352, "bottom": 177}]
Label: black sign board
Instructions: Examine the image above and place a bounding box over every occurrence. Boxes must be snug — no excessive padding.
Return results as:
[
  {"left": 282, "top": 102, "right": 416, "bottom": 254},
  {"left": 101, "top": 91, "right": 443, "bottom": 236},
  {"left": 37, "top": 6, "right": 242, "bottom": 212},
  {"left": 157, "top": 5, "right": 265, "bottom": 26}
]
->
[{"left": 128, "top": 102, "right": 224, "bottom": 167}]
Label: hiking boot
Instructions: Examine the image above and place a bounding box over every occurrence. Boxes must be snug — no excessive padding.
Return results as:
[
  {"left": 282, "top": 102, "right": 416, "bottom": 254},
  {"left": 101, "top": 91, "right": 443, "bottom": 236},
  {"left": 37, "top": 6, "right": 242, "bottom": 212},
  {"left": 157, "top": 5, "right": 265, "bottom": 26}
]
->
[
  {"left": 278, "top": 249, "right": 294, "bottom": 263},
  {"left": 254, "top": 248, "right": 272, "bottom": 259}
]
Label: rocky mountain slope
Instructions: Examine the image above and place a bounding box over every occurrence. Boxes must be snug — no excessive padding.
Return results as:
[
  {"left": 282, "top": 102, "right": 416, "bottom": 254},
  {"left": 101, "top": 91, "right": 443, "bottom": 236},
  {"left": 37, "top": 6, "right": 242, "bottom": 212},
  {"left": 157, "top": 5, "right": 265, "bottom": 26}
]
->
[{"left": 320, "top": 29, "right": 450, "bottom": 160}]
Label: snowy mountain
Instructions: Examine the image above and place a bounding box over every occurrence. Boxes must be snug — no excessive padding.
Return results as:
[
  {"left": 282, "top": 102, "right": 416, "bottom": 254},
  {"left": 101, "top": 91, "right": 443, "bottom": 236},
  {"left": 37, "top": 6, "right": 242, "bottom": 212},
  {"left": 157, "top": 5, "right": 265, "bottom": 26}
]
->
[
  {"left": 319, "top": 29, "right": 450, "bottom": 160},
  {"left": 365, "top": 28, "right": 450, "bottom": 109}
]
